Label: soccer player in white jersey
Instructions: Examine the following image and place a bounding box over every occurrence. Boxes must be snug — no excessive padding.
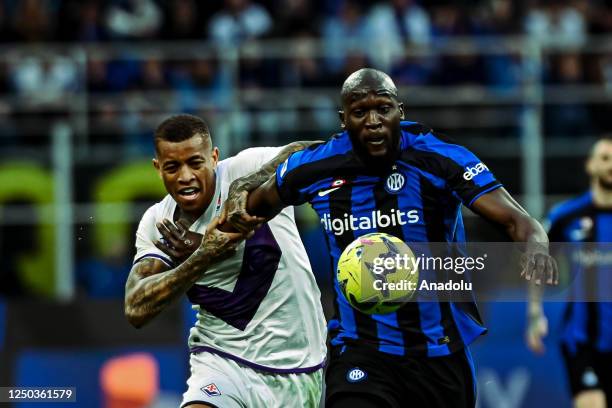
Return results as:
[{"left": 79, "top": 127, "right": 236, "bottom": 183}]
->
[{"left": 124, "top": 114, "right": 327, "bottom": 408}]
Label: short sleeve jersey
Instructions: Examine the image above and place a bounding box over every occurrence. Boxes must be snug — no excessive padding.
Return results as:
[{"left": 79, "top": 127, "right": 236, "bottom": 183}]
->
[
  {"left": 276, "top": 121, "right": 502, "bottom": 357},
  {"left": 134, "top": 147, "right": 327, "bottom": 372}
]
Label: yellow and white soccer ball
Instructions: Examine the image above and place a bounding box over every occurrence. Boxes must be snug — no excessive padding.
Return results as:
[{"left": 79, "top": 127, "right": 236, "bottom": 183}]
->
[{"left": 337, "top": 232, "right": 418, "bottom": 315}]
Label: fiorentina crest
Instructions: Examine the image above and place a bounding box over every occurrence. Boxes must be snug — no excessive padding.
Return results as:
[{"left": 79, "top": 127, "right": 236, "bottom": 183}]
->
[{"left": 201, "top": 383, "right": 221, "bottom": 397}]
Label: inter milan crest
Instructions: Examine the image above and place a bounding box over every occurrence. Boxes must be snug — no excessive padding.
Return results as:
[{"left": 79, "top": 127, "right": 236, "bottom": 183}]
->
[
  {"left": 346, "top": 367, "right": 367, "bottom": 383},
  {"left": 385, "top": 167, "right": 405, "bottom": 194}
]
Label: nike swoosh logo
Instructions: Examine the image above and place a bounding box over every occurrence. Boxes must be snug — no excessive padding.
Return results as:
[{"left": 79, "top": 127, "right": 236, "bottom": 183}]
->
[{"left": 318, "top": 187, "right": 341, "bottom": 197}]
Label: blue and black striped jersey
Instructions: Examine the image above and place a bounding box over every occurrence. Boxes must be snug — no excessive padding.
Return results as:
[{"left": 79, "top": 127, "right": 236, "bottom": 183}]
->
[
  {"left": 276, "top": 121, "right": 503, "bottom": 356},
  {"left": 547, "top": 192, "right": 612, "bottom": 353}
]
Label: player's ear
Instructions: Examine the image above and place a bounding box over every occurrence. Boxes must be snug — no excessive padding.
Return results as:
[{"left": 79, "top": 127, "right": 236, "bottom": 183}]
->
[
  {"left": 211, "top": 146, "right": 220, "bottom": 167},
  {"left": 152, "top": 158, "right": 162, "bottom": 179},
  {"left": 398, "top": 102, "right": 405, "bottom": 120},
  {"left": 338, "top": 110, "right": 346, "bottom": 129}
]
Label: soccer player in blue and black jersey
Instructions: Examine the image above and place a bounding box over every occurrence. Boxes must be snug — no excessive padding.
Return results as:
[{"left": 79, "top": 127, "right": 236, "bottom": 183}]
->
[
  {"left": 527, "top": 137, "right": 612, "bottom": 408},
  {"left": 225, "top": 68, "right": 558, "bottom": 408}
]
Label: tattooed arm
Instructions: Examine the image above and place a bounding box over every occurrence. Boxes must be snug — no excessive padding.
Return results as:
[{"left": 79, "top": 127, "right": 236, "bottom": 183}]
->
[
  {"left": 125, "top": 217, "right": 247, "bottom": 328},
  {"left": 223, "top": 141, "right": 323, "bottom": 232}
]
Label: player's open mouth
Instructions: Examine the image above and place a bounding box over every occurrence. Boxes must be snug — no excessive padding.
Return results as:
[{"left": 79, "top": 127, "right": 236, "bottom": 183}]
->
[
  {"left": 178, "top": 187, "right": 200, "bottom": 200},
  {"left": 366, "top": 137, "right": 385, "bottom": 146}
]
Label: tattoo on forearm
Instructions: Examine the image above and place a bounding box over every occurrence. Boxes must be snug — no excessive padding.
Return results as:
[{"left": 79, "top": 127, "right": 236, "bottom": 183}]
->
[
  {"left": 227, "top": 141, "right": 322, "bottom": 201},
  {"left": 125, "top": 248, "right": 212, "bottom": 327}
]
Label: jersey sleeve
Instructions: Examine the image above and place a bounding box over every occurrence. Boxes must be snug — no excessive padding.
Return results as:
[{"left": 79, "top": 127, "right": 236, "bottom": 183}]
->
[
  {"left": 223, "top": 146, "right": 284, "bottom": 182},
  {"left": 413, "top": 133, "right": 502, "bottom": 207},
  {"left": 133, "top": 205, "right": 175, "bottom": 268},
  {"left": 275, "top": 148, "right": 314, "bottom": 206},
  {"left": 447, "top": 146, "right": 502, "bottom": 207}
]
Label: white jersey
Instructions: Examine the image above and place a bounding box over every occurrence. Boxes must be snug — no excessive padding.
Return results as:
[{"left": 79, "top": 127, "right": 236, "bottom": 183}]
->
[{"left": 134, "top": 147, "right": 327, "bottom": 373}]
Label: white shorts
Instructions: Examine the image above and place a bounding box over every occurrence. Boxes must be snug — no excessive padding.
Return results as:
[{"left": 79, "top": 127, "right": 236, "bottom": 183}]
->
[{"left": 180, "top": 351, "right": 323, "bottom": 408}]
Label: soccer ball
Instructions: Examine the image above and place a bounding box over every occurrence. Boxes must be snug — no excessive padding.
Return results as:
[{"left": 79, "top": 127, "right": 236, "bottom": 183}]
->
[{"left": 337, "top": 232, "right": 418, "bottom": 315}]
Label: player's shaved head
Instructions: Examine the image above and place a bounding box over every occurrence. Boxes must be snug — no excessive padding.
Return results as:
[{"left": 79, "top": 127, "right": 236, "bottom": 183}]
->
[
  {"left": 341, "top": 68, "right": 398, "bottom": 104},
  {"left": 338, "top": 68, "right": 404, "bottom": 163}
]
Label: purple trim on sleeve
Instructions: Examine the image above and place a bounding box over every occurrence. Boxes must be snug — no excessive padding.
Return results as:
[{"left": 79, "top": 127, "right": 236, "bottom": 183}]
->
[
  {"left": 190, "top": 345, "right": 326, "bottom": 374},
  {"left": 133, "top": 253, "right": 174, "bottom": 268},
  {"left": 467, "top": 183, "right": 503, "bottom": 207}
]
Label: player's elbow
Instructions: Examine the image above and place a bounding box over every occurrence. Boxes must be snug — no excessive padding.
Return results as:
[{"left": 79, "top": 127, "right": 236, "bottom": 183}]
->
[
  {"left": 125, "top": 309, "right": 147, "bottom": 329},
  {"left": 124, "top": 299, "right": 148, "bottom": 329}
]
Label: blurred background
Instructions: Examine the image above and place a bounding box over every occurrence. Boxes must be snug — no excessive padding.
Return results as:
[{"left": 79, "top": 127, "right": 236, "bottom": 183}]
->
[{"left": 0, "top": 0, "right": 611, "bottom": 406}]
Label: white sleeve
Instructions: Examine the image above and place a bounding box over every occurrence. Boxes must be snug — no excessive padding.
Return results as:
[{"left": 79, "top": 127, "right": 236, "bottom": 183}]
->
[
  {"left": 133, "top": 205, "right": 175, "bottom": 267},
  {"left": 223, "top": 146, "right": 284, "bottom": 182}
]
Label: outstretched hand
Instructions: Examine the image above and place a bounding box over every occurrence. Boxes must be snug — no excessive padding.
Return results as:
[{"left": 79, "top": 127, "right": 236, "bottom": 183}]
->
[{"left": 520, "top": 244, "right": 559, "bottom": 286}]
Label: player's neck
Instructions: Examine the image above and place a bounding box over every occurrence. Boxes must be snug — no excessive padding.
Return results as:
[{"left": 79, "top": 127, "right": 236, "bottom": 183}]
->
[{"left": 591, "top": 182, "right": 612, "bottom": 208}]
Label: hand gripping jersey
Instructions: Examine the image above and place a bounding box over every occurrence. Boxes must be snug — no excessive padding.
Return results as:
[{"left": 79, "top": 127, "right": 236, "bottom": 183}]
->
[
  {"left": 276, "top": 121, "right": 503, "bottom": 357},
  {"left": 134, "top": 147, "right": 327, "bottom": 373},
  {"left": 547, "top": 191, "right": 612, "bottom": 354}
]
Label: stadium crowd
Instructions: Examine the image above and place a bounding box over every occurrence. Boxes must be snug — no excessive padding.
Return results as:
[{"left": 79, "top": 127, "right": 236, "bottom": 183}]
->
[
  {"left": 2, "top": 0, "right": 611, "bottom": 89},
  {"left": 1, "top": 0, "right": 612, "bottom": 152}
]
